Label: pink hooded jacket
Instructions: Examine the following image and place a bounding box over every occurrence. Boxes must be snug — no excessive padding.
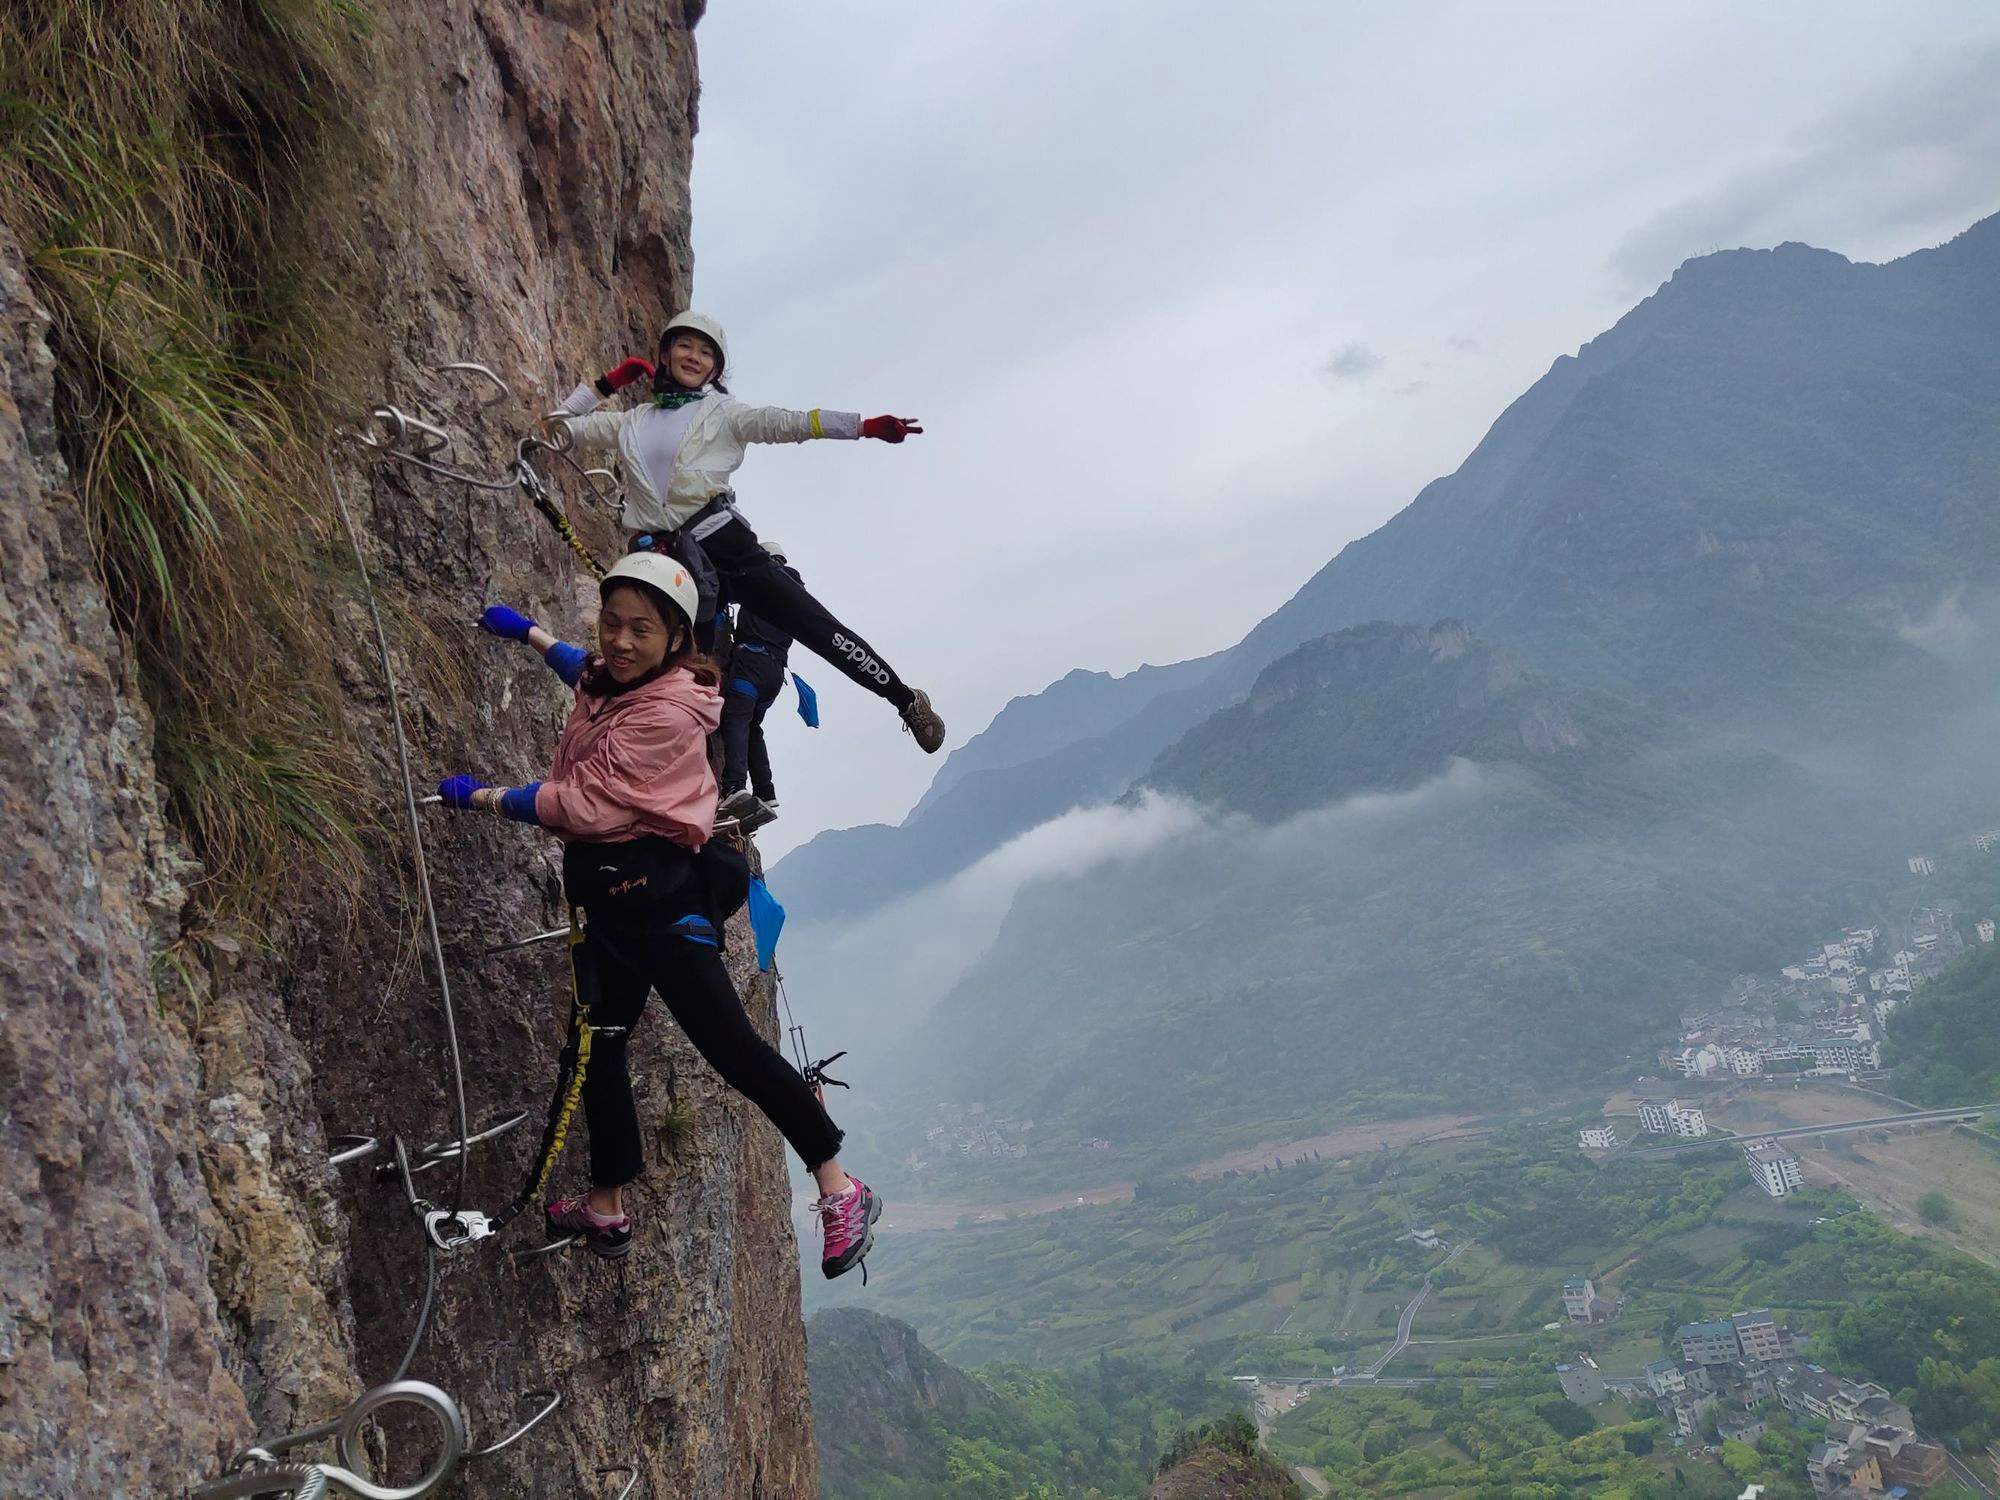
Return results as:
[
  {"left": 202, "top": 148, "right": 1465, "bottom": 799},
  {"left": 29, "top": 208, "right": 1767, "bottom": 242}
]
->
[{"left": 533, "top": 666, "right": 723, "bottom": 847}]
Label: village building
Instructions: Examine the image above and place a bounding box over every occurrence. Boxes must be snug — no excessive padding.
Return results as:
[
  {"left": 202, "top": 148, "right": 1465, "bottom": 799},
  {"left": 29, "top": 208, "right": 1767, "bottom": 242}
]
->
[
  {"left": 1745, "top": 1139, "right": 1806, "bottom": 1197},
  {"left": 1677, "top": 1318, "right": 1741, "bottom": 1366}
]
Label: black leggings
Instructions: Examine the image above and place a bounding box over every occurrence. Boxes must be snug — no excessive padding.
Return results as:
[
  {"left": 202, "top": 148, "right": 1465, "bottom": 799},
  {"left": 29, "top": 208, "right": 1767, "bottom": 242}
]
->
[
  {"left": 576, "top": 916, "right": 842, "bottom": 1183},
  {"left": 700, "top": 518, "right": 915, "bottom": 710},
  {"left": 526, "top": 838, "right": 843, "bottom": 1191},
  {"left": 720, "top": 647, "right": 785, "bottom": 798}
]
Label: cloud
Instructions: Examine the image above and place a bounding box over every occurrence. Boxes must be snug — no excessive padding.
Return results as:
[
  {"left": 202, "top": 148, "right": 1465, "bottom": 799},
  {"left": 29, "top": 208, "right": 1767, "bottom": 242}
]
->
[
  {"left": 1609, "top": 44, "right": 2000, "bottom": 291},
  {"left": 776, "top": 792, "right": 1208, "bottom": 1052},
  {"left": 775, "top": 764, "right": 1500, "bottom": 1073},
  {"left": 1894, "top": 589, "right": 1988, "bottom": 660},
  {"left": 1323, "top": 341, "right": 1386, "bottom": 382}
]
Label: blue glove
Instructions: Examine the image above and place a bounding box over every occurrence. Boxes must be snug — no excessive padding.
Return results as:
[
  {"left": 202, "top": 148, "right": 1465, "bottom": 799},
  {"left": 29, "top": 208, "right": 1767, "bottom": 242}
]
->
[
  {"left": 437, "top": 774, "right": 487, "bottom": 809},
  {"left": 479, "top": 605, "right": 536, "bottom": 642}
]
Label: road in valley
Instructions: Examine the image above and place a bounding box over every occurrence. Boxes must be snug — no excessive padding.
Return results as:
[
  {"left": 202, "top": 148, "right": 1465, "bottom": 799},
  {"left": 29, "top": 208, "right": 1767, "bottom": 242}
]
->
[
  {"left": 1626, "top": 1103, "right": 1996, "bottom": 1158},
  {"left": 1360, "top": 1240, "right": 1469, "bottom": 1378}
]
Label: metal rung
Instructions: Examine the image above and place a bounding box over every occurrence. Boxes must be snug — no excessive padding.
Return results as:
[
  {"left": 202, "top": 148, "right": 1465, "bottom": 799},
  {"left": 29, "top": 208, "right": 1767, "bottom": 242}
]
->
[
  {"left": 486, "top": 927, "right": 569, "bottom": 956},
  {"left": 597, "top": 1465, "right": 639, "bottom": 1499},
  {"left": 378, "top": 404, "right": 451, "bottom": 458},
  {"left": 327, "top": 1135, "right": 381, "bottom": 1168},
  {"left": 510, "top": 1234, "right": 578, "bottom": 1265},
  {"left": 417, "top": 1108, "right": 531, "bottom": 1166},
  {"left": 436, "top": 361, "right": 513, "bottom": 409},
  {"left": 471, "top": 1389, "right": 562, "bottom": 1458}
]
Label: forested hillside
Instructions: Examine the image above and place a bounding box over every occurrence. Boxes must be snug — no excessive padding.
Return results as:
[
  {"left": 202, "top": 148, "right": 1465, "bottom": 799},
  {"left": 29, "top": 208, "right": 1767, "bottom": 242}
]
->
[
  {"left": 1888, "top": 941, "right": 2000, "bottom": 1106},
  {"left": 807, "top": 1308, "right": 1234, "bottom": 1499}
]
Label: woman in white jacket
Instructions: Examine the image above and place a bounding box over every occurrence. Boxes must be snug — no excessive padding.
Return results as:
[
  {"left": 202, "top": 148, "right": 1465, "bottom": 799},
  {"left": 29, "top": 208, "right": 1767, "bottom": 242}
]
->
[{"left": 553, "top": 311, "right": 945, "bottom": 756}]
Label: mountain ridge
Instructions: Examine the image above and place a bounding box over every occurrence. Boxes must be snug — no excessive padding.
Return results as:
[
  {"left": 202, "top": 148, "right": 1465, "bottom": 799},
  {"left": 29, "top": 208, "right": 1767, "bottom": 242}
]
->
[{"left": 775, "top": 210, "right": 2000, "bottom": 929}]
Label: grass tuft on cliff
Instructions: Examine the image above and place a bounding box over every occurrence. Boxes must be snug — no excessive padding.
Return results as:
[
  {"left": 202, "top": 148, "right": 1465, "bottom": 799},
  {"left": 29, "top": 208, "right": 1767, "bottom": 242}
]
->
[{"left": 0, "top": 0, "right": 374, "bottom": 907}]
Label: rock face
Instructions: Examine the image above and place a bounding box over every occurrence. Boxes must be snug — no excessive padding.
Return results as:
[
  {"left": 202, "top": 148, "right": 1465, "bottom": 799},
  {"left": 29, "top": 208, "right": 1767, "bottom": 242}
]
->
[{"left": 2, "top": 3, "right": 820, "bottom": 1496}]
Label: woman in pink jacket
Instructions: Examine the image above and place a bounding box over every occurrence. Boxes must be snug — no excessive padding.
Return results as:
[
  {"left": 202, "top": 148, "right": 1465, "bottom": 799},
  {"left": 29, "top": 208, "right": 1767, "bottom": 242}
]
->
[{"left": 435, "top": 553, "right": 879, "bottom": 1278}]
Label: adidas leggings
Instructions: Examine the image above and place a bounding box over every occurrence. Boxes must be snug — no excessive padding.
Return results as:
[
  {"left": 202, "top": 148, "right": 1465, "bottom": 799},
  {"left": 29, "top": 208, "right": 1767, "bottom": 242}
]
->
[
  {"left": 572, "top": 912, "right": 844, "bottom": 1185},
  {"left": 698, "top": 518, "right": 916, "bottom": 711}
]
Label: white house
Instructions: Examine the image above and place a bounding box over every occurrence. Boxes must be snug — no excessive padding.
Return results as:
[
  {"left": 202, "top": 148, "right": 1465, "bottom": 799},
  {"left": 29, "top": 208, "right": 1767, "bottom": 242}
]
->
[
  {"left": 1810, "top": 1040, "right": 1880, "bottom": 1073},
  {"left": 1909, "top": 856, "right": 1936, "bottom": 876},
  {"left": 1579, "top": 1126, "right": 1618, "bottom": 1152},
  {"left": 1640, "top": 1100, "right": 1707, "bottom": 1137},
  {"left": 1668, "top": 1104, "right": 1707, "bottom": 1138},
  {"left": 1562, "top": 1276, "right": 1599, "bottom": 1321},
  {"left": 1979, "top": 919, "right": 1996, "bottom": 944},
  {"left": 1745, "top": 1140, "right": 1805, "bottom": 1198}
]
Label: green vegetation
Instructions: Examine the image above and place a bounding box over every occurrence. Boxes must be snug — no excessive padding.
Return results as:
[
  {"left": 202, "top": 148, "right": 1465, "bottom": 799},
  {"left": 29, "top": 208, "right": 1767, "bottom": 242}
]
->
[
  {"left": 1888, "top": 940, "right": 2000, "bottom": 1107},
  {"left": 820, "top": 1351, "right": 1235, "bottom": 1500},
  {"left": 1267, "top": 1368, "right": 1822, "bottom": 1498},
  {"left": 1154, "top": 1412, "right": 1259, "bottom": 1474},
  {"left": 1917, "top": 1188, "right": 1955, "bottom": 1225},
  {"left": 823, "top": 1111, "right": 2000, "bottom": 1492},
  {"left": 0, "top": 0, "right": 375, "bottom": 907}
]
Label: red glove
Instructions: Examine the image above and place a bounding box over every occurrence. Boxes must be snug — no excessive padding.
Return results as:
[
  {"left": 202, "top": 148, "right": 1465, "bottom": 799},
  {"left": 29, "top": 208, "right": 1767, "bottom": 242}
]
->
[
  {"left": 595, "top": 356, "right": 655, "bottom": 397},
  {"left": 860, "top": 415, "right": 923, "bottom": 443}
]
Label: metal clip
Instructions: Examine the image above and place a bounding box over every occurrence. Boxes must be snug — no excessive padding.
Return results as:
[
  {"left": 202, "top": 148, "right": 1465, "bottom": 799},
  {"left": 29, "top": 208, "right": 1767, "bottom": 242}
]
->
[
  {"left": 435, "top": 361, "right": 513, "bottom": 409},
  {"left": 424, "top": 1208, "right": 495, "bottom": 1252},
  {"left": 327, "top": 1134, "right": 381, "bottom": 1168},
  {"left": 471, "top": 1388, "right": 563, "bottom": 1458}
]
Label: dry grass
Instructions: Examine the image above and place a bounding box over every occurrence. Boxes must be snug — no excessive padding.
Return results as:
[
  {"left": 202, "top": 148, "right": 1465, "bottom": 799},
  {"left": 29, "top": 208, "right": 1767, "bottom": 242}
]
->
[{"left": 0, "top": 0, "right": 377, "bottom": 909}]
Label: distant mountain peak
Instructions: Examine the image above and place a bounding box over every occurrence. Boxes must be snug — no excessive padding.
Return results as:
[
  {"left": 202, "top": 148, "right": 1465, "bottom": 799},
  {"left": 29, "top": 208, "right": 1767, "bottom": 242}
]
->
[{"left": 1147, "top": 620, "right": 1602, "bottom": 820}]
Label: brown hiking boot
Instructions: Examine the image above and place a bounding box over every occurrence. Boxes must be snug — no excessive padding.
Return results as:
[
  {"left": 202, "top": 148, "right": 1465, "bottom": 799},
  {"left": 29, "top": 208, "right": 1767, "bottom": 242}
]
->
[{"left": 900, "top": 689, "right": 946, "bottom": 753}]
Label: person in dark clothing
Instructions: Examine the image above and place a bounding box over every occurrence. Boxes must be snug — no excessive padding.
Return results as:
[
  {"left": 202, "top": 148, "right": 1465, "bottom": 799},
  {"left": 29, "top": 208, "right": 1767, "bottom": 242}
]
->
[
  {"left": 717, "top": 538, "right": 799, "bottom": 823},
  {"left": 434, "top": 555, "right": 882, "bottom": 1279}
]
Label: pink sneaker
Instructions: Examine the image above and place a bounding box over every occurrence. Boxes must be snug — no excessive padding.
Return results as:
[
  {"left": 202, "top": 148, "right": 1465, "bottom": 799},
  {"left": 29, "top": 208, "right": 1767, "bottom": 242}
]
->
[
  {"left": 814, "top": 1178, "right": 882, "bottom": 1281},
  {"left": 544, "top": 1192, "right": 633, "bottom": 1259}
]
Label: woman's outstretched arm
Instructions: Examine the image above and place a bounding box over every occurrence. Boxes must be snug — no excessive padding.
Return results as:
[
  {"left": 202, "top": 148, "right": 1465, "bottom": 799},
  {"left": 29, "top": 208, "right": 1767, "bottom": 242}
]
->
[{"left": 480, "top": 606, "right": 589, "bottom": 686}]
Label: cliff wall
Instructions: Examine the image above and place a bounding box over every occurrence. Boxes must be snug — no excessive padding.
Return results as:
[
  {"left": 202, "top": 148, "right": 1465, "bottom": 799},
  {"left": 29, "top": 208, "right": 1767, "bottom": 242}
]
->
[{"left": 0, "top": 3, "right": 819, "bottom": 1495}]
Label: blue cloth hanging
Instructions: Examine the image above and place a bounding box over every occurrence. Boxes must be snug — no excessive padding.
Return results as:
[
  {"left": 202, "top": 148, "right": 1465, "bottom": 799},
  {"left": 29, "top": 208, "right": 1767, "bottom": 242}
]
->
[
  {"left": 792, "top": 671, "right": 820, "bottom": 728},
  {"left": 748, "top": 876, "right": 787, "bottom": 972}
]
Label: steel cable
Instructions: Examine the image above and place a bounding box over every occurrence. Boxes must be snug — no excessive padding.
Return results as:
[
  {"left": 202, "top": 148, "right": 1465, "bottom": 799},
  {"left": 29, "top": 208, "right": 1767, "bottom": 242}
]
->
[{"left": 326, "top": 453, "right": 472, "bottom": 1221}]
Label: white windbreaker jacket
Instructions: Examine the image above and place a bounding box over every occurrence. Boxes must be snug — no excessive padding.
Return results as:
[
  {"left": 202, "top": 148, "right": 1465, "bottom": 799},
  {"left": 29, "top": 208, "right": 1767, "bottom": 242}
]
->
[{"left": 554, "top": 382, "right": 860, "bottom": 535}]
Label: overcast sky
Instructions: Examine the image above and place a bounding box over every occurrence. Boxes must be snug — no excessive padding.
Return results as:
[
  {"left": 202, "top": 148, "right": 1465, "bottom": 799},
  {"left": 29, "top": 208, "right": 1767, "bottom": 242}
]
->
[{"left": 688, "top": 2, "right": 2000, "bottom": 858}]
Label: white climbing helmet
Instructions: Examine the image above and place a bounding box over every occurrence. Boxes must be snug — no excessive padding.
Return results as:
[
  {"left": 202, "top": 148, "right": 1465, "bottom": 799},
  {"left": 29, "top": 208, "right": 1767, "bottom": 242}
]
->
[
  {"left": 759, "top": 538, "right": 787, "bottom": 563},
  {"left": 600, "top": 552, "right": 699, "bottom": 629},
  {"left": 659, "top": 310, "right": 728, "bottom": 375}
]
